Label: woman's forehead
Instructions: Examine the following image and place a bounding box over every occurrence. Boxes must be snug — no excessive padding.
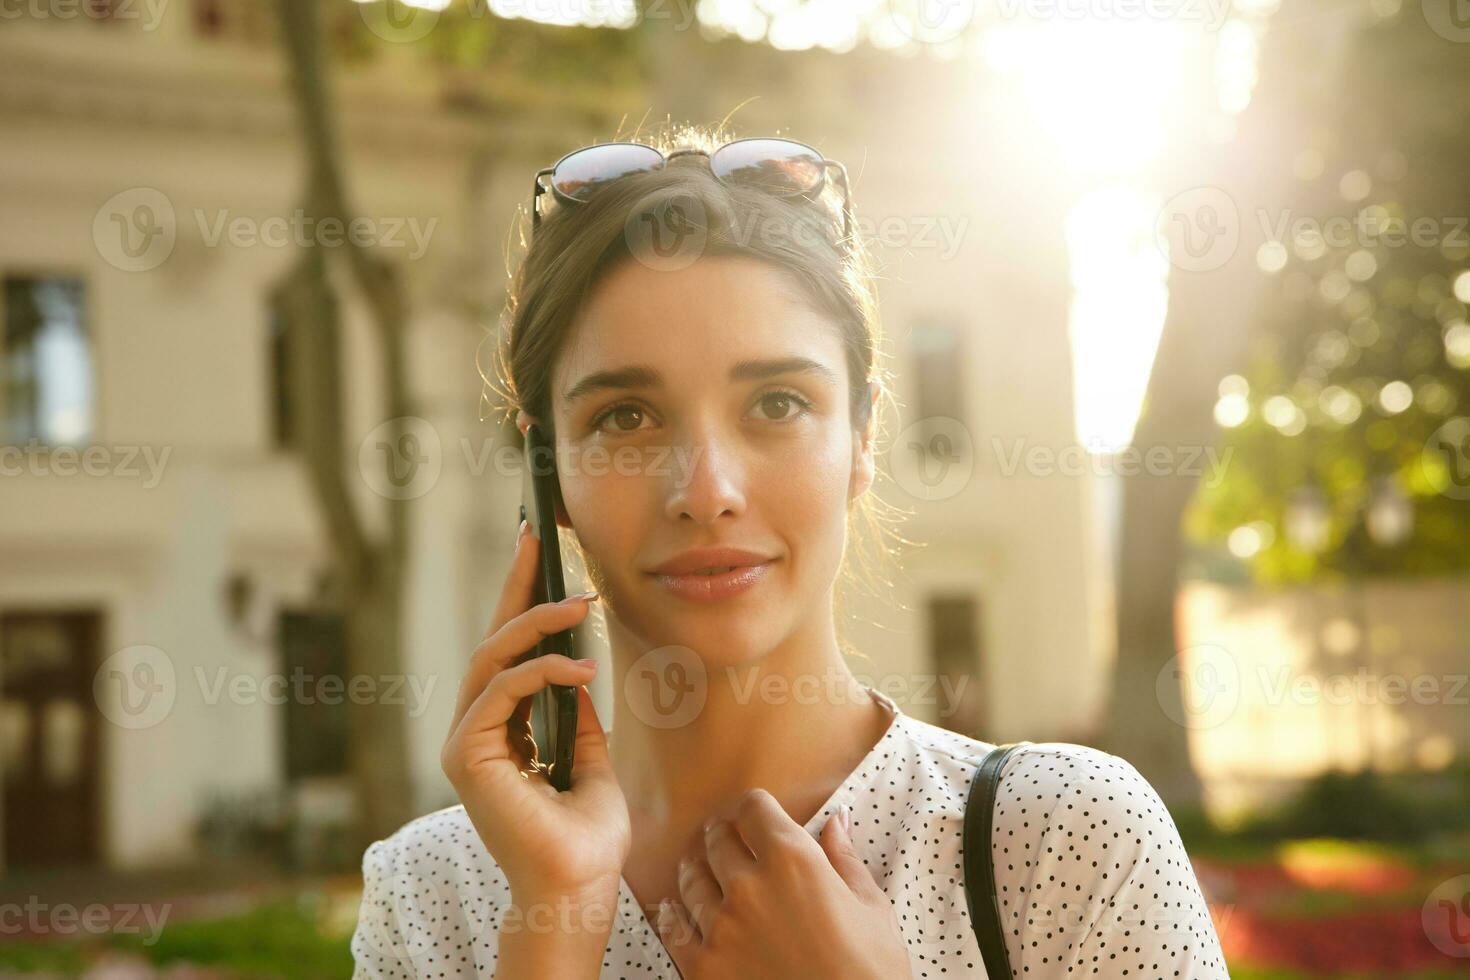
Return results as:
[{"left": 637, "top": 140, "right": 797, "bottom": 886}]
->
[{"left": 553, "top": 256, "right": 847, "bottom": 397}]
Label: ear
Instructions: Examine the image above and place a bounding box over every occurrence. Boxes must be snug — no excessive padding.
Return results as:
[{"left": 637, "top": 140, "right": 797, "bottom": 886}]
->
[
  {"left": 849, "top": 381, "right": 878, "bottom": 502},
  {"left": 515, "top": 409, "right": 536, "bottom": 436}
]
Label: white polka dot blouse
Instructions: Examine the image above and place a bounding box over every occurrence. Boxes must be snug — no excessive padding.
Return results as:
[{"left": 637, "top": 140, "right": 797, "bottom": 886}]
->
[{"left": 351, "top": 685, "right": 1228, "bottom": 978}]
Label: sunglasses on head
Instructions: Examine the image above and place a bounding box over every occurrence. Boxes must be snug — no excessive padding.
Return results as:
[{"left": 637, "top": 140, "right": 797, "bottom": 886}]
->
[{"left": 531, "top": 136, "right": 853, "bottom": 246}]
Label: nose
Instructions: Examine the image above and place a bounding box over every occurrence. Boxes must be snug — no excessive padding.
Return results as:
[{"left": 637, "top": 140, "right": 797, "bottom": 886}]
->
[{"left": 663, "top": 424, "right": 746, "bottom": 526}]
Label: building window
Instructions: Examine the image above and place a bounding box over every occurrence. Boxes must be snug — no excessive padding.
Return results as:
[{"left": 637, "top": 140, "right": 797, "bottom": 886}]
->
[
  {"left": 278, "top": 610, "right": 349, "bottom": 781},
  {"left": 926, "top": 593, "right": 986, "bottom": 738},
  {"left": 2, "top": 277, "right": 93, "bottom": 446},
  {"left": 911, "top": 315, "right": 965, "bottom": 423}
]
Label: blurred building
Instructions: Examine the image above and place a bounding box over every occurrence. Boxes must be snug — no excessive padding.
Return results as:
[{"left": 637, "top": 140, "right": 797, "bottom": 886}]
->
[{"left": 0, "top": 4, "right": 1105, "bottom": 872}]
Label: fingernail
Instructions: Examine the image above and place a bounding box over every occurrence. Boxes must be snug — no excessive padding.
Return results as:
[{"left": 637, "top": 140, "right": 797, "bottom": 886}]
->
[
  {"left": 576, "top": 658, "right": 598, "bottom": 669},
  {"left": 839, "top": 803, "right": 852, "bottom": 834},
  {"left": 514, "top": 519, "right": 527, "bottom": 552},
  {"left": 560, "top": 590, "right": 599, "bottom": 604}
]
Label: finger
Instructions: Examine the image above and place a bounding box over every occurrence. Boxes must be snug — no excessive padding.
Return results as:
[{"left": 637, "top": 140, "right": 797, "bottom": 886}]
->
[
  {"left": 730, "top": 788, "right": 817, "bottom": 864},
  {"left": 819, "top": 805, "right": 883, "bottom": 900},
  {"left": 486, "top": 518, "right": 538, "bottom": 640},
  {"left": 700, "top": 818, "right": 756, "bottom": 891},
  {"left": 676, "top": 854, "right": 722, "bottom": 940},
  {"left": 656, "top": 897, "right": 700, "bottom": 959},
  {"left": 453, "top": 652, "right": 598, "bottom": 747},
  {"left": 450, "top": 596, "right": 594, "bottom": 733}
]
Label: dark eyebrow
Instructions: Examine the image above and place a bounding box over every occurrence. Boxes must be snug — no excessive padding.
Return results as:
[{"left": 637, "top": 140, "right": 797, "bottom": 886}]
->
[
  {"left": 563, "top": 365, "right": 662, "bottom": 403},
  {"left": 730, "top": 356, "right": 840, "bottom": 386},
  {"left": 563, "top": 356, "right": 839, "bottom": 404}
]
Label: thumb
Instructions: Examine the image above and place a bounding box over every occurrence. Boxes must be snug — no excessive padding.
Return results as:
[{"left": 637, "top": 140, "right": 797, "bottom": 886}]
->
[{"left": 820, "top": 805, "right": 879, "bottom": 897}]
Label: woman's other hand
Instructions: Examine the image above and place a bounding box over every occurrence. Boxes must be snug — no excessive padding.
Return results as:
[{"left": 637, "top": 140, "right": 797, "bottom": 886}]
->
[{"left": 655, "top": 789, "right": 912, "bottom": 980}]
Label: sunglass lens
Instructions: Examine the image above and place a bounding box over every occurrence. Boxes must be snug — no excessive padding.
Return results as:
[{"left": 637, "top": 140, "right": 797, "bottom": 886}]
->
[
  {"left": 552, "top": 143, "right": 664, "bottom": 202},
  {"left": 710, "top": 138, "right": 825, "bottom": 196}
]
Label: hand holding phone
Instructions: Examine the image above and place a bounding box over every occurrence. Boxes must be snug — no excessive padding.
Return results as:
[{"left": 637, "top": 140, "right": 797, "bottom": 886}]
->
[{"left": 437, "top": 434, "right": 629, "bottom": 898}]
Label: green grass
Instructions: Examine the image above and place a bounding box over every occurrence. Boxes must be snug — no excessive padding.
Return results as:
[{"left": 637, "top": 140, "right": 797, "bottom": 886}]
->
[
  {"left": 0, "top": 895, "right": 354, "bottom": 980},
  {"left": 111, "top": 897, "right": 354, "bottom": 980}
]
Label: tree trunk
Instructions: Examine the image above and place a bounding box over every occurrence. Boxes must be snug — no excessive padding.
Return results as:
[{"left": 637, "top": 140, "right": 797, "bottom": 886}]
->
[
  {"left": 274, "top": 0, "right": 416, "bottom": 846},
  {"left": 1105, "top": 10, "right": 1361, "bottom": 805}
]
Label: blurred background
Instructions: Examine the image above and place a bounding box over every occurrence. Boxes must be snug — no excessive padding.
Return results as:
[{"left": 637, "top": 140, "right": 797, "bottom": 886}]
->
[{"left": 1, "top": 0, "right": 1469, "bottom": 976}]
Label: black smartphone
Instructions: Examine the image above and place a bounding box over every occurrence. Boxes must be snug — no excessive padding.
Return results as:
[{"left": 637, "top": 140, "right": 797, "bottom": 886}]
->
[{"left": 520, "top": 421, "right": 578, "bottom": 791}]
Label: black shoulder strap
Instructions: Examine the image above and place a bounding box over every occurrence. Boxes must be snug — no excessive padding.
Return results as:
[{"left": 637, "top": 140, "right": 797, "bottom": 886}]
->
[{"left": 963, "top": 742, "right": 1029, "bottom": 979}]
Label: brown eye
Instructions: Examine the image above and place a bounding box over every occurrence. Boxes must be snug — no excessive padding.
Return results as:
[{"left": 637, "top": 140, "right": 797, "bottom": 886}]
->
[
  {"left": 752, "top": 390, "right": 810, "bottom": 421},
  {"left": 594, "top": 403, "right": 648, "bottom": 433},
  {"left": 612, "top": 406, "right": 644, "bottom": 430}
]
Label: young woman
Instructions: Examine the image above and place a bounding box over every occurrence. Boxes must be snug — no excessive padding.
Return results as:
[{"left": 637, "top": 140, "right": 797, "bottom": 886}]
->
[{"left": 351, "top": 128, "right": 1228, "bottom": 979}]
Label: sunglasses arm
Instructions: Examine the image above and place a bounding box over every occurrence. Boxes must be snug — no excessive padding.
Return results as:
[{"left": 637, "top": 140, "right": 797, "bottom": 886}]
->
[
  {"left": 531, "top": 167, "right": 554, "bottom": 234},
  {"left": 824, "top": 160, "right": 853, "bottom": 247}
]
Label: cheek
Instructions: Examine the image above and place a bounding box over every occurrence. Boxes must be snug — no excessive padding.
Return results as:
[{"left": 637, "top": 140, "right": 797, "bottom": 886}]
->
[
  {"left": 558, "top": 471, "right": 643, "bottom": 583},
  {"left": 763, "top": 426, "right": 854, "bottom": 544}
]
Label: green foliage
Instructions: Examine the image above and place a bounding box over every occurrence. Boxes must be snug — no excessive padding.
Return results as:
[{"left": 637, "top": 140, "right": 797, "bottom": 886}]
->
[
  {"left": 1187, "top": 13, "right": 1470, "bottom": 584},
  {"left": 1183, "top": 765, "right": 1470, "bottom": 846},
  {"left": 110, "top": 897, "right": 354, "bottom": 980}
]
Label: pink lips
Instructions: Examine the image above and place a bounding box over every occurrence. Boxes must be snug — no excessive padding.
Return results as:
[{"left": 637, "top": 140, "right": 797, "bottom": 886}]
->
[{"left": 647, "top": 547, "right": 777, "bottom": 603}]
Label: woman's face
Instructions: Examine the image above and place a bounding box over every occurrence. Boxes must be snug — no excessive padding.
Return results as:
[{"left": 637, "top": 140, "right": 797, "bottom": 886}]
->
[{"left": 545, "top": 254, "right": 874, "bottom": 666}]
